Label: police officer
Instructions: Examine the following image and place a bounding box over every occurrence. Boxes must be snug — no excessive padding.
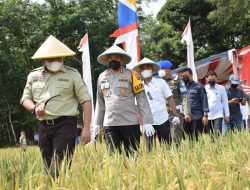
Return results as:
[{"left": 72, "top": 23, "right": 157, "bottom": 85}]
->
[
  {"left": 133, "top": 58, "right": 180, "bottom": 152},
  {"left": 93, "top": 45, "right": 154, "bottom": 155},
  {"left": 20, "top": 35, "right": 92, "bottom": 175},
  {"left": 157, "top": 60, "right": 191, "bottom": 144}
]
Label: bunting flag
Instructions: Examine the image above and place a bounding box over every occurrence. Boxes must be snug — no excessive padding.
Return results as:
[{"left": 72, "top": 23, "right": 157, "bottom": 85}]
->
[
  {"left": 78, "top": 34, "right": 95, "bottom": 124},
  {"left": 181, "top": 19, "right": 198, "bottom": 82},
  {"left": 111, "top": 0, "right": 140, "bottom": 69},
  {"left": 239, "top": 45, "right": 250, "bottom": 94},
  {"left": 194, "top": 51, "right": 233, "bottom": 85}
]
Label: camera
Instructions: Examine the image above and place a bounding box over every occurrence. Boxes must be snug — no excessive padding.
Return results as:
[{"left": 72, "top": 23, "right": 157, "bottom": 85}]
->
[{"left": 238, "top": 98, "right": 243, "bottom": 103}]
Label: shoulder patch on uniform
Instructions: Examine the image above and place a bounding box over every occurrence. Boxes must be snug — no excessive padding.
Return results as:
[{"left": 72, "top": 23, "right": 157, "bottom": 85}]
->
[
  {"left": 64, "top": 65, "right": 77, "bottom": 72},
  {"left": 31, "top": 66, "right": 43, "bottom": 72}
]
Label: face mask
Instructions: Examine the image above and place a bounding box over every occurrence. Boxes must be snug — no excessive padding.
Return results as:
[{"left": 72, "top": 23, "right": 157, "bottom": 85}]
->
[
  {"left": 208, "top": 80, "right": 216, "bottom": 86},
  {"left": 109, "top": 60, "right": 121, "bottom": 70},
  {"left": 158, "top": 70, "right": 166, "bottom": 78},
  {"left": 183, "top": 76, "right": 190, "bottom": 84},
  {"left": 141, "top": 70, "right": 152, "bottom": 79},
  {"left": 45, "top": 61, "right": 63, "bottom": 72},
  {"left": 231, "top": 84, "right": 238, "bottom": 88}
]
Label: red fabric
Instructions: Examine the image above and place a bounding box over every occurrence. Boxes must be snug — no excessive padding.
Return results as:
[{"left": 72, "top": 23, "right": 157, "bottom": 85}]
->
[{"left": 239, "top": 46, "right": 250, "bottom": 93}]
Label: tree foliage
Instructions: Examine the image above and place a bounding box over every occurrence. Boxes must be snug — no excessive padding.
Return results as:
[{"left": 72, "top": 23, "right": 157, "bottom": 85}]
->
[{"left": 0, "top": 0, "right": 249, "bottom": 146}]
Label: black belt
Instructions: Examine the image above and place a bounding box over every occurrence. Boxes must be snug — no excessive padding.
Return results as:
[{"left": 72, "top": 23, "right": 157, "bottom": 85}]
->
[{"left": 40, "top": 116, "right": 77, "bottom": 126}]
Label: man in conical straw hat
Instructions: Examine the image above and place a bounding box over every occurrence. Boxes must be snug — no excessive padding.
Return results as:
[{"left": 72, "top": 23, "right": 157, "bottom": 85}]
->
[
  {"left": 20, "top": 35, "right": 92, "bottom": 176},
  {"left": 93, "top": 45, "right": 154, "bottom": 155},
  {"left": 132, "top": 58, "right": 180, "bottom": 152}
]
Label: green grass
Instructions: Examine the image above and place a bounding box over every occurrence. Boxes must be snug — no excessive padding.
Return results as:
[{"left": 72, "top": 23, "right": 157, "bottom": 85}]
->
[{"left": 0, "top": 132, "right": 250, "bottom": 189}]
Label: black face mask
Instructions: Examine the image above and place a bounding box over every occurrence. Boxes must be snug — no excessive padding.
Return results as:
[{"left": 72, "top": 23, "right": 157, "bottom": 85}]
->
[
  {"left": 231, "top": 84, "right": 238, "bottom": 89},
  {"left": 183, "top": 76, "right": 190, "bottom": 84},
  {"left": 109, "top": 60, "right": 121, "bottom": 70},
  {"left": 208, "top": 80, "right": 216, "bottom": 86}
]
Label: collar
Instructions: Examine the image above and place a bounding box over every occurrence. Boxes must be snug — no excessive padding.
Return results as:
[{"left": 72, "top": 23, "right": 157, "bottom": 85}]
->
[
  {"left": 207, "top": 84, "right": 217, "bottom": 89},
  {"left": 143, "top": 77, "right": 155, "bottom": 85},
  {"left": 42, "top": 65, "right": 66, "bottom": 73}
]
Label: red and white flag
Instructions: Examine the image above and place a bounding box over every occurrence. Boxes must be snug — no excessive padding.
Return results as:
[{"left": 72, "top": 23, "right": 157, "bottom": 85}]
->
[
  {"left": 181, "top": 19, "right": 198, "bottom": 82},
  {"left": 78, "top": 34, "right": 95, "bottom": 124}
]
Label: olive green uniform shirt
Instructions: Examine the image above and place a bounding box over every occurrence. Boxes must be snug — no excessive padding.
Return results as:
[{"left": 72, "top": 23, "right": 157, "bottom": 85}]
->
[
  {"left": 20, "top": 65, "right": 91, "bottom": 120},
  {"left": 94, "top": 68, "right": 154, "bottom": 126},
  {"left": 166, "top": 77, "right": 191, "bottom": 116}
]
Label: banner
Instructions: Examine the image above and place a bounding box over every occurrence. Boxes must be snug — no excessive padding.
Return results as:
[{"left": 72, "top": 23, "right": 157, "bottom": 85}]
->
[
  {"left": 78, "top": 34, "right": 95, "bottom": 124},
  {"left": 181, "top": 19, "right": 198, "bottom": 82}
]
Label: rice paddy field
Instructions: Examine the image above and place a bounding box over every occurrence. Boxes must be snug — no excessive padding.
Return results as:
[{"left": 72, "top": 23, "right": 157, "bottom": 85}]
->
[{"left": 0, "top": 132, "right": 250, "bottom": 190}]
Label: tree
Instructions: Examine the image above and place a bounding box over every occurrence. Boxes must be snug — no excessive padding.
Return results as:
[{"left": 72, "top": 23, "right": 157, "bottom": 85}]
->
[{"left": 0, "top": 0, "right": 117, "bottom": 146}]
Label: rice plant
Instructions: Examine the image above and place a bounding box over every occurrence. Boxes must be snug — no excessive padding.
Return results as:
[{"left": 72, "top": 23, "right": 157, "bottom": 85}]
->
[{"left": 0, "top": 132, "right": 249, "bottom": 189}]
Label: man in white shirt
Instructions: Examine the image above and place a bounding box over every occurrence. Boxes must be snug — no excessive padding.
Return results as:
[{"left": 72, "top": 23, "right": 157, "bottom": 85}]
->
[
  {"left": 205, "top": 71, "right": 229, "bottom": 137},
  {"left": 133, "top": 58, "right": 180, "bottom": 151}
]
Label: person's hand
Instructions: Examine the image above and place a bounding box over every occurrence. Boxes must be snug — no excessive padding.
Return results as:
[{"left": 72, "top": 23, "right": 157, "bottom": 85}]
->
[
  {"left": 184, "top": 114, "right": 192, "bottom": 122},
  {"left": 90, "top": 125, "right": 101, "bottom": 144},
  {"left": 230, "top": 98, "right": 239, "bottom": 105},
  {"left": 202, "top": 116, "right": 209, "bottom": 126},
  {"left": 172, "top": 116, "right": 180, "bottom": 125},
  {"left": 35, "top": 105, "right": 45, "bottom": 116},
  {"left": 142, "top": 124, "right": 155, "bottom": 137},
  {"left": 240, "top": 98, "right": 247, "bottom": 105},
  {"left": 81, "top": 126, "right": 91, "bottom": 145},
  {"left": 224, "top": 116, "right": 229, "bottom": 124}
]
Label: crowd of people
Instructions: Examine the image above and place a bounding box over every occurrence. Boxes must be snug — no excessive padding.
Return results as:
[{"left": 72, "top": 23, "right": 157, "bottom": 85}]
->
[{"left": 20, "top": 35, "right": 249, "bottom": 176}]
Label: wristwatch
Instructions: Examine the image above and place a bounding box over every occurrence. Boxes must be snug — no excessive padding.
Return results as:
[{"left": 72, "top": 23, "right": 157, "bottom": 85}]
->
[{"left": 31, "top": 106, "right": 36, "bottom": 115}]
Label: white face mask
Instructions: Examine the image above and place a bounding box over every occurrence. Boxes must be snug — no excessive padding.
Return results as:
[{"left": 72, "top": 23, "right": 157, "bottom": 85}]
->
[
  {"left": 45, "top": 61, "right": 63, "bottom": 72},
  {"left": 141, "top": 69, "right": 153, "bottom": 79},
  {"left": 158, "top": 70, "right": 166, "bottom": 78}
]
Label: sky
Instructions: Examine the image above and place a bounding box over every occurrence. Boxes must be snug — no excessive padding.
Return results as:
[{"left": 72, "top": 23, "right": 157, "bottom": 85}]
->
[
  {"left": 32, "top": 0, "right": 166, "bottom": 16},
  {"left": 141, "top": 0, "right": 166, "bottom": 16}
]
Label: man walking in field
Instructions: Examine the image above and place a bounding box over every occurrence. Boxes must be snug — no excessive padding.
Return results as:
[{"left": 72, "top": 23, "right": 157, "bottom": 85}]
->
[
  {"left": 93, "top": 45, "right": 154, "bottom": 155},
  {"left": 20, "top": 35, "right": 92, "bottom": 176},
  {"left": 132, "top": 58, "right": 180, "bottom": 151}
]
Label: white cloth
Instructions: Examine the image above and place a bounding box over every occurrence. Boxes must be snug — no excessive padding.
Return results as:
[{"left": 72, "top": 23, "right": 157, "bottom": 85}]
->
[
  {"left": 205, "top": 84, "right": 230, "bottom": 120},
  {"left": 240, "top": 103, "right": 249, "bottom": 120},
  {"left": 143, "top": 77, "right": 172, "bottom": 125}
]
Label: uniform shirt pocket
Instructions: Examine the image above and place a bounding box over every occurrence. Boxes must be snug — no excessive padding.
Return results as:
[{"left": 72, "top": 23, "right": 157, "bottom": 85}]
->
[
  {"left": 101, "top": 82, "right": 110, "bottom": 97},
  {"left": 32, "top": 82, "right": 45, "bottom": 99},
  {"left": 117, "top": 81, "right": 129, "bottom": 97},
  {"left": 56, "top": 82, "right": 71, "bottom": 95}
]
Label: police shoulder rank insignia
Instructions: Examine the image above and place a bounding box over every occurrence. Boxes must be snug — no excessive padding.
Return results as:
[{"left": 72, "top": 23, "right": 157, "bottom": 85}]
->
[{"left": 132, "top": 71, "right": 144, "bottom": 94}]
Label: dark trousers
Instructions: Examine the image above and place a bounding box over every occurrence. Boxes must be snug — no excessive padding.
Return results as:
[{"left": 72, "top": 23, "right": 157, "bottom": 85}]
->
[
  {"left": 207, "top": 118, "right": 223, "bottom": 137},
  {"left": 145, "top": 120, "right": 171, "bottom": 152},
  {"left": 184, "top": 119, "right": 204, "bottom": 141},
  {"left": 38, "top": 117, "right": 77, "bottom": 175},
  {"left": 104, "top": 125, "right": 141, "bottom": 156}
]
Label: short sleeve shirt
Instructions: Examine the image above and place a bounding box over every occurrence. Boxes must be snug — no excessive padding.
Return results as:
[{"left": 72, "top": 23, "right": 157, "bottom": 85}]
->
[
  {"left": 143, "top": 77, "right": 173, "bottom": 125},
  {"left": 226, "top": 87, "right": 246, "bottom": 119},
  {"left": 20, "top": 65, "right": 91, "bottom": 120}
]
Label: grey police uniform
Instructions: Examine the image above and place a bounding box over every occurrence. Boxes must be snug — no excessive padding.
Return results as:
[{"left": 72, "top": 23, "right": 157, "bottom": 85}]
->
[
  {"left": 94, "top": 67, "right": 153, "bottom": 154},
  {"left": 95, "top": 67, "right": 153, "bottom": 126}
]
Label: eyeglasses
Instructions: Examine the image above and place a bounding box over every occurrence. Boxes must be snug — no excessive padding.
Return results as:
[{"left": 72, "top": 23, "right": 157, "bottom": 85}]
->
[{"left": 147, "top": 92, "right": 153, "bottom": 100}]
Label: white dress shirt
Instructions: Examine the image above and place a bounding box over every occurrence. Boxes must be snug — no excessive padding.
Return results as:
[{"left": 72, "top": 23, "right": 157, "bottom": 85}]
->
[
  {"left": 143, "top": 77, "right": 173, "bottom": 125},
  {"left": 205, "top": 84, "right": 230, "bottom": 120}
]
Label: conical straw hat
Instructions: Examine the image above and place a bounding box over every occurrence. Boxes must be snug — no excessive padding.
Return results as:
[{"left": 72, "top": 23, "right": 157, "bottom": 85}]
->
[
  {"left": 132, "top": 57, "right": 160, "bottom": 74},
  {"left": 31, "top": 35, "right": 76, "bottom": 59},
  {"left": 97, "top": 45, "right": 131, "bottom": 66}
]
